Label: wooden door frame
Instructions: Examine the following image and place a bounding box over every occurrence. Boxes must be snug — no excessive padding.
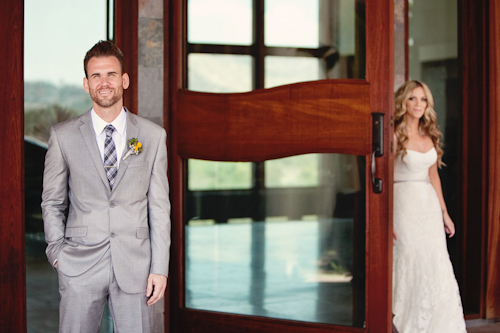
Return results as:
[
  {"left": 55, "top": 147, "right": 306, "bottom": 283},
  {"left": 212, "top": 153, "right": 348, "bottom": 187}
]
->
[
  {"left": 115, "top": 0, "right": 139, "bottom": 114},
  {"left": 0, "top": 1, "right": 25, "bottom": 332},
  {"left": 487, "top": 0, "right": 500, "bottom": 319},
  {"left": 165, "top": 0, "right": 394, "bottom": 331},
  {"left": 365, "top": 0, "right": 394, "bottom": 330}
]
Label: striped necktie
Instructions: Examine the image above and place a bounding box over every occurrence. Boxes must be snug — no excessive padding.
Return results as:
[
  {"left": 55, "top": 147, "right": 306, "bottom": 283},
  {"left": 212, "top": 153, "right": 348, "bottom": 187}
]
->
[{"left": 104, "top": 124, "right": 118, "bottom": 189}]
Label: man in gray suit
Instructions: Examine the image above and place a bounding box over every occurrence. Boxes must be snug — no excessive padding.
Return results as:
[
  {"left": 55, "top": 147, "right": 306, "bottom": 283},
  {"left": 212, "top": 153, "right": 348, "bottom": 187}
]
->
[{"left": 41, "top": 40, "right": 171, "bottom": 332}]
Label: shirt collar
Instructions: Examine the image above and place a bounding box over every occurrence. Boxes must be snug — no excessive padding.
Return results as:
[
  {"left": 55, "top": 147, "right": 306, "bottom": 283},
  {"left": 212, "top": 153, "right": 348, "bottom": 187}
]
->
[{"left": 91, "top": 108, "right": 127, "bottom": 137}]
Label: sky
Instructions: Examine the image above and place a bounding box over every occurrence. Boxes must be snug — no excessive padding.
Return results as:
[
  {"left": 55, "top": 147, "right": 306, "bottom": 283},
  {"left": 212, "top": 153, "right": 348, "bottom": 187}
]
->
[{"left": 24, "top": 0, "right": 108, "bottom": 86}]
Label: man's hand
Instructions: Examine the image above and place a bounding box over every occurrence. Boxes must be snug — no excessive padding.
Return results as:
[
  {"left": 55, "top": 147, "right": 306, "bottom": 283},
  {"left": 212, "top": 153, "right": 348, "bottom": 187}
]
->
[{"left": 146, "top": 273, "right": 167, "bottom": 306}]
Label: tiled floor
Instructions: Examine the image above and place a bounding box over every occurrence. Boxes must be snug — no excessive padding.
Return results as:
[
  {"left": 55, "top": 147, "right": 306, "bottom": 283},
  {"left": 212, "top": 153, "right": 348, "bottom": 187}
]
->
[
  {"left": 467, "top": 320, "right": 500, "bottom": 333},
  {"left": 185, "top": 219, "right": 362, "bottom": 326}
]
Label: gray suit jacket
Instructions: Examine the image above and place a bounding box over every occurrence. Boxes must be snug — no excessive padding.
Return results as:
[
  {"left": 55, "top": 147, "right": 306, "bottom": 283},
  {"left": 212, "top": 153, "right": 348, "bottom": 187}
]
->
[{"left": 41, "top": 109, "right": 171, "bottom": 294}]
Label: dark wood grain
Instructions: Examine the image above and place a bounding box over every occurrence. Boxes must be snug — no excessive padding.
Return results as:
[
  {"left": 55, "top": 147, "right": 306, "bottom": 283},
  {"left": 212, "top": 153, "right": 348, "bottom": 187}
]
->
[
  {"left": 166, "top": 0, "right": 185, "bottom": 332},
  {"left": 177, "top": 80, "right": 371, "bottom": 161},
  {"left": 163, "top": 1, "right": 174, "bottom": 331},
  {"left": 115, "top": 0, "right": 138, "bottom": 114},
  {"left": 177, "top": 308, "right": 365, "bottom": 333},
  {"left": 487, "top": 0, "right": 500, "bottom": 319},
  {"left": 461, "top": 0, "right": 488, "bottom": 317},
  {"left": 0, "top": 1, "right": 26, "bottom": 332},
  {"left": 365, "top": 0, "right": 394, "bottom": 331}
]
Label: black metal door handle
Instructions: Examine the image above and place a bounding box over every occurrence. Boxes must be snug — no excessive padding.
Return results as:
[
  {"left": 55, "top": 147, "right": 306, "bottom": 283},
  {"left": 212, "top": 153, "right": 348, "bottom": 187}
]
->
[{"left": 372, "top": 113, "right": 384, "bottom": 194}]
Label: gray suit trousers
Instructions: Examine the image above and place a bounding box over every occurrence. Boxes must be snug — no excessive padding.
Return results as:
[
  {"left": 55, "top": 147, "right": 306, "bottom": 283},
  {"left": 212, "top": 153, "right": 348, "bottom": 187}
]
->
[{"left": 58, "top": 248, "right": 154, "bottom": 333}]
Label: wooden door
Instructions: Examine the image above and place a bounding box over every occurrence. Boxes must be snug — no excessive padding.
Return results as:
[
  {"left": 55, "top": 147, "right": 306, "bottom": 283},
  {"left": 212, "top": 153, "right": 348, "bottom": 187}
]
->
[{"left": 166, "top": 0, "right": 394, "bottom": 332}]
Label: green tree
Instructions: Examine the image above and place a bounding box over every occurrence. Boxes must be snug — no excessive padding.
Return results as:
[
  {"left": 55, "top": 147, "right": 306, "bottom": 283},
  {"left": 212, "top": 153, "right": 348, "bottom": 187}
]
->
[{"left": 25, "top": 104, "right": 77, "bottom": 144}]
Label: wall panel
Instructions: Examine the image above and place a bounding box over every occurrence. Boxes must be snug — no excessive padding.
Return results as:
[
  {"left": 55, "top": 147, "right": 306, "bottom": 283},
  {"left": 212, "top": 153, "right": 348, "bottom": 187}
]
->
[{"left": 461, "top": 0, "right": 488, "bottom": 318}]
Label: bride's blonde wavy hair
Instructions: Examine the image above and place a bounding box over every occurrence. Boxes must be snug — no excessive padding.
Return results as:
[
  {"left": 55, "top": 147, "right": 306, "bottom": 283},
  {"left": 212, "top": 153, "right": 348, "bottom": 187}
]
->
[{"left": 394, "top": 80, "right": 444, "bottom": 167}]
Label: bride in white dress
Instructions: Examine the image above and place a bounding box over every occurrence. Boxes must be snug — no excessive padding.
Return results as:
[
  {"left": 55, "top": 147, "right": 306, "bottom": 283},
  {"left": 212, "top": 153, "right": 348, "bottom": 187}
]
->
[{"left": 392, "top": 80, "right": 467, "bottom": 332}]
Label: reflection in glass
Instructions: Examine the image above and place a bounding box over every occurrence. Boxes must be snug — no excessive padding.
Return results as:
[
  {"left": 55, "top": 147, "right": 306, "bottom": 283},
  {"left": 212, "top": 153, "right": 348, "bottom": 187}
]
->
[
  {"left": 24, "top": 1, "right": 112, "bottom": 331},
  {"left": 265, "top": 154, "right": 319, "bottom": 188},
  {"left": 188, "top": 53, "right": 253, "bottom": 93},
  {"left": 185, "top": 154, "right": 365, "bottom": 326},
  {"left": 187, "top": 53, "right": 253, "bottom": 195},
  {"left": 265, "top": 56, "right": 321, "bottom": 88},
  {"left": 188, "top": 159, "right": 252, "bottom": 191},
  {"left": 265, "top": 0, "right": 319, "bottom": 48},
  {"left": 188, "top": 0, "right": 252, "bottom": 45},
  {"left": 264, "top": 0, "right": 365, "bottom": 80},
  {"left": 318, "top": 0, "right": 366, "bottom": 79}
]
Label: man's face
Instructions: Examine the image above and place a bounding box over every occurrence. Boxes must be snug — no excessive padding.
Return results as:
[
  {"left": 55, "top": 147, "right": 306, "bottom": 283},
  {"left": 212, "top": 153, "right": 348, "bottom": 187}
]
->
[{"left": 83, "top": 56, "right": 129, "bottom": 109}]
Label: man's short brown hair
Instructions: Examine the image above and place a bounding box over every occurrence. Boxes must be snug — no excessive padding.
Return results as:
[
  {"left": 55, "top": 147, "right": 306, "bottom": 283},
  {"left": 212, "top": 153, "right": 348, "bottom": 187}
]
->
[{"left": 83, "top": 40, "right": 125, "bottom": 78}]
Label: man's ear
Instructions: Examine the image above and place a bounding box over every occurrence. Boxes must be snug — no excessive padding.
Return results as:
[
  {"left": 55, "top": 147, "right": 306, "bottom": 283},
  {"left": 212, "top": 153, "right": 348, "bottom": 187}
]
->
[
  {"left": 83, "top": 77, "right": 90, "bottom": 93},
  {"left": 122, "top": 73, "right": 130, "bottom": 89}
]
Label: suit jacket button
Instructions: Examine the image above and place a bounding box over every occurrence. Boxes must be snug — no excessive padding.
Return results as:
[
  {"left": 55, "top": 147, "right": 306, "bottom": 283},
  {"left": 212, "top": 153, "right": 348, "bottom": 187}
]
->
[
  {"left": 110, "top": 203, "right": 116, "bottom": 208},
  {"left": 110, "top": 232, "right": 116, "bottom": 238}
]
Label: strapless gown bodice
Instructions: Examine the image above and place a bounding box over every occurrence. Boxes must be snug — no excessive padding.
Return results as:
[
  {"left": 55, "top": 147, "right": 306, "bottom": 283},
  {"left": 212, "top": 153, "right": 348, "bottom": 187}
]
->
[{"left": 394, "top": 148, "right": 437, "bottom": 182}]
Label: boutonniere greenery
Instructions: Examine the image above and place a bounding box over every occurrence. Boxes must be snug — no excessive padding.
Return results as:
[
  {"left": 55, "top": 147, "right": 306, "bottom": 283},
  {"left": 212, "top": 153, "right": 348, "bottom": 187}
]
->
[{"left": 122, "top": 138, "right": 143, "bottom": 160}]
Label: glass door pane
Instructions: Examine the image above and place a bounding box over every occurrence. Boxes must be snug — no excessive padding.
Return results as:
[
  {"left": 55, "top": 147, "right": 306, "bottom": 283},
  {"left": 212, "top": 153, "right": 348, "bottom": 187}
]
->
[
  {"left": 188, "top": 54, "right": 253, "bottom": 93},
  {"left": 265, "top": 0, "right": 366, "bottom": 80},
  {"left": 265, "top": 0, "right": 319, "bottom": 48},
  {"left": 24, "top": 1, "right": 111, "bottom": 331},
  {"left": 265, "top": 56, "right": 321, "bottom": 88},
  {"left": 185, "top": 153, "right": 365, "bottom": 327},
  {"left": 188, "top": 0, "right": 253, "bottom": 45}
]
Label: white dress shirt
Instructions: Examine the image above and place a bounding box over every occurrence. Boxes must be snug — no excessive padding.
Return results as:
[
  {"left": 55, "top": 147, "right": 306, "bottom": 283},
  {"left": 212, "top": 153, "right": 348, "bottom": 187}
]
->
[{"left": 91, "top": 108, "right": 127, "bottom": 169}]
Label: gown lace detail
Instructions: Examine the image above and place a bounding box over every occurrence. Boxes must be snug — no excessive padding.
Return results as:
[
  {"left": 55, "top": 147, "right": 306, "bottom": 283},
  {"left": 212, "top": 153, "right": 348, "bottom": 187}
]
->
[{"left": 393, "top": 148, "right": 467, "bottom": 333}]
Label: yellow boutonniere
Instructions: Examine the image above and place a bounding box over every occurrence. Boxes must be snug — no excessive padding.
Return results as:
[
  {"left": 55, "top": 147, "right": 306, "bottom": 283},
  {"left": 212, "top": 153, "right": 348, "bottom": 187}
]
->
[{"left": 122, "top": 138, "right": 143, "bottom": 160}]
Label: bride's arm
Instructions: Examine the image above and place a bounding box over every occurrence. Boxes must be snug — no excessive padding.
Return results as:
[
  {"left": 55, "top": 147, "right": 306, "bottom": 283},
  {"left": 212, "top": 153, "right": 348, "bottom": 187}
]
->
[{"left": 429, "top": 163, "right": 455, "bottom": 237}]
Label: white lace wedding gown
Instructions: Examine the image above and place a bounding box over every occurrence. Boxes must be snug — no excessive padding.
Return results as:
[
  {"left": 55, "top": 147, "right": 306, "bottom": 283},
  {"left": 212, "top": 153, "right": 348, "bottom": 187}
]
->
[{"left": 393, "top": 147, "right": 467, "bottom": 333}]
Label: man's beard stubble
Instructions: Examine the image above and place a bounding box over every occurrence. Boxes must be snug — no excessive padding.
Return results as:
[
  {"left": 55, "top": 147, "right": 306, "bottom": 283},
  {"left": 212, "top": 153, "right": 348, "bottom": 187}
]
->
[{"left": 89, "top": 86, "right": 123, "bottom": 108}]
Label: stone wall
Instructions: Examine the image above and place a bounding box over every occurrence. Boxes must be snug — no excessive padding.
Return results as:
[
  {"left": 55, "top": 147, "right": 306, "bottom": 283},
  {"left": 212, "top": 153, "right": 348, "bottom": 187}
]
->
[
  {"left": 138, "top": 3, "right": 165, "bottom": 331},
  {"left": 139, "top": 0, "right": 164, "bottom": 126}
]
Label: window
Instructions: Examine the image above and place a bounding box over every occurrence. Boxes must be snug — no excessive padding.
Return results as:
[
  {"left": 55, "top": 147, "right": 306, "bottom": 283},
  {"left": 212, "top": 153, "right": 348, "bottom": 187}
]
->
[{"left": 24, "top": 1, "right": 113, "bottom": 330}]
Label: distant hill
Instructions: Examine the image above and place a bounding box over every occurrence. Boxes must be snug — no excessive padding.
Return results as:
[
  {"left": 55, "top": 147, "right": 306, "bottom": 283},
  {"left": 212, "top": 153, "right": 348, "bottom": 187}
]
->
[{"left": 25, "top": 81, "right": 91, "bottom": 115}]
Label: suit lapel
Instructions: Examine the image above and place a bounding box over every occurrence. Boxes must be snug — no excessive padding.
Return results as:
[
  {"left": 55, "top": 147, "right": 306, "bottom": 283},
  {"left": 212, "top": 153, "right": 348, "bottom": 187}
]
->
[
  {"left": 79, "top": 111, "right": 112, "bottom": 192},
  {"left": 112, "top": 110, "right": 139, "bottom": 192}
]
